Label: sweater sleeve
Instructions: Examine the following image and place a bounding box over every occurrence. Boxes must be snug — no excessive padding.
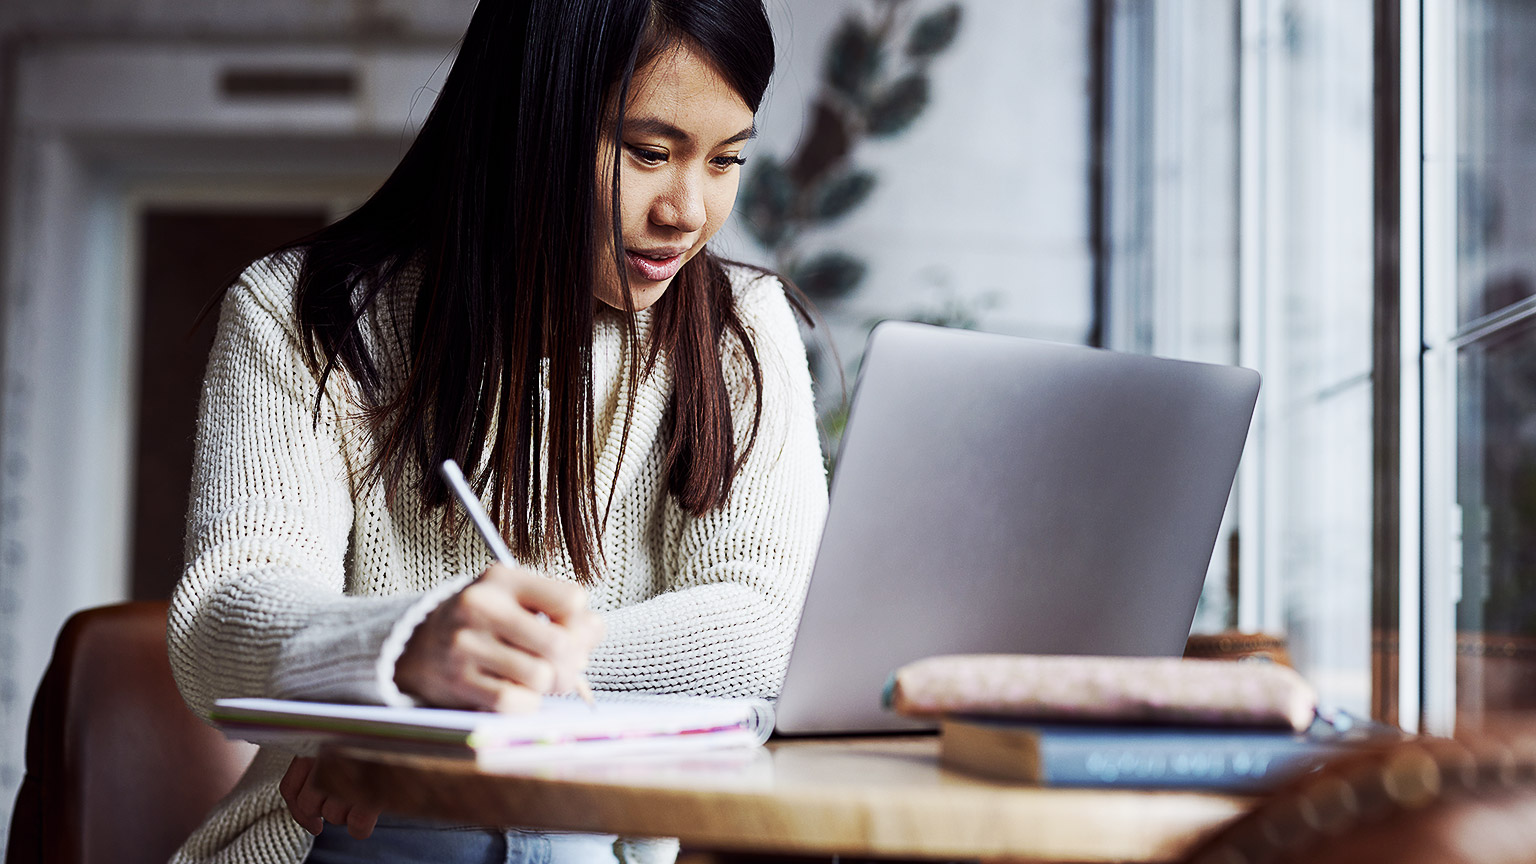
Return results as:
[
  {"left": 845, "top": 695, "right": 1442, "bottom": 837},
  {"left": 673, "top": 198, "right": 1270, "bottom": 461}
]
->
[
  {"left": 167, "top": 257, "right": 430, "bottom": 721},
  {"left": 586, "top": 272, "right": 829, "bottom": 698}
]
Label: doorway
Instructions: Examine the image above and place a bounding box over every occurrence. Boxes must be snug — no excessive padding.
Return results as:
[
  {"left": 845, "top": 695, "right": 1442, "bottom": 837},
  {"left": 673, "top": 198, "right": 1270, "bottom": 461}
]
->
[{"left": 130, "top": 207, "right": 330, "bottom": 600}]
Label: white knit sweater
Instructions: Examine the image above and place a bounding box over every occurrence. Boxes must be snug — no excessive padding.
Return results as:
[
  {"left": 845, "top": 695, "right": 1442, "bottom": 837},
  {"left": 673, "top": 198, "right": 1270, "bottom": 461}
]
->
[{"left": 167, "top": 254, "right": 828, "bottom": 864}]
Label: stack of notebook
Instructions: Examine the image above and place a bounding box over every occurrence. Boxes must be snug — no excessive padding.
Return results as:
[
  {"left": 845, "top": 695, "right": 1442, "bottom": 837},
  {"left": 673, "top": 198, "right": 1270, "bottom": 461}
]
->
[
  {"left": 212, "top": 692, "right": 775, "bottom": 768},
  {"left": 885, "top": 654, "right": 1394, "bottom": 792}
]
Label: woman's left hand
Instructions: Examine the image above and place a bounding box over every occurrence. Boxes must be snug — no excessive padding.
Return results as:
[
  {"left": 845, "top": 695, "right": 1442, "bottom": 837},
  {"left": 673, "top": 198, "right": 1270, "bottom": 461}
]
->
[{"left": 278, "top": 755, "right": 382, "bottom": 839}]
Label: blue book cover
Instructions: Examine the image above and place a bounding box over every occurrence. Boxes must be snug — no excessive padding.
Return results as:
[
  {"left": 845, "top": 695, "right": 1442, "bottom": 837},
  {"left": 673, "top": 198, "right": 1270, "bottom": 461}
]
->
[{"left": 939, "top": 715, "right": 1388, "bottom": 791}]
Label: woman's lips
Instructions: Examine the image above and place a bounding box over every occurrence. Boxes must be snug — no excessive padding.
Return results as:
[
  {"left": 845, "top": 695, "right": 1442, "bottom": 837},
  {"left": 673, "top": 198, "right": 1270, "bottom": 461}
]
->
[{"left": 625, "top": 249, "right": 685, "bottom": 282}]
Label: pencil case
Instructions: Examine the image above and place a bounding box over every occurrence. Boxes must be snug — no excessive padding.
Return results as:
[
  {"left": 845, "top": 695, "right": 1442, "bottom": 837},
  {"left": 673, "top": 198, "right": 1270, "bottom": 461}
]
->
[{"left": 884, "top": 654, "right": 1318, "bottom": 731}]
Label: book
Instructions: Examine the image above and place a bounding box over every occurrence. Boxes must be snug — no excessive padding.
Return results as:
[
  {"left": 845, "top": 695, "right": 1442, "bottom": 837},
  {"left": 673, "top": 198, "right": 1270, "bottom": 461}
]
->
[
  {"left": 938, "top": 716, "right": 1386, "bottom": 791},
  {"left": 887, "top": 654, "right": 1319, "bottom": 731},
  {"left": 212, "top": 693, "right": 774, "bottom": 768}
]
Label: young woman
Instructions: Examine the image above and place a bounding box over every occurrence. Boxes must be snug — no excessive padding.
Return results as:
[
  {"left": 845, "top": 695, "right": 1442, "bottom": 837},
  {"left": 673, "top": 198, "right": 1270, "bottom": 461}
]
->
[{"left": 166, "top": 1, "right": 828, "bottom": 862}]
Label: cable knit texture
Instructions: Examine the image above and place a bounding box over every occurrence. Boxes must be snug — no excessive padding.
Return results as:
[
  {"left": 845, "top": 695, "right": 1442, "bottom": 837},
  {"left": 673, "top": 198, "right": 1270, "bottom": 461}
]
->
[{"left": 167, "top": 253, "right": 827, "bottom": 864}]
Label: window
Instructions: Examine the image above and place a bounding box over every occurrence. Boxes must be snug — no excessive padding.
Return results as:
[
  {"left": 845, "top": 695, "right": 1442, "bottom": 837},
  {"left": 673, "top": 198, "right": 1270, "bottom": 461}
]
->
[
  {"left": 1445, "top": 0, "right": 1536, "bottom": 729},
  {"left": 1103, "top": 0, "right": 1376, "bottom": 716}
]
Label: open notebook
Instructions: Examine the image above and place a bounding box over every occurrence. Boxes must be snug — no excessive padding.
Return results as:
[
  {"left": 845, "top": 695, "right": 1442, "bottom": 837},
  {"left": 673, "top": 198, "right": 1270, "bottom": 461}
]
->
[{"left": 212, "top": 693, "right": 774, "bottom": 768}]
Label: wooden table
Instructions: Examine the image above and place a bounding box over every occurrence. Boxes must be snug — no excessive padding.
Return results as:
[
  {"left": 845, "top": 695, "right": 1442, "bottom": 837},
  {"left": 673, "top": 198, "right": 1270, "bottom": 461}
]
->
[{"left": 314, "top": 736, "right": 1251, "bottom": 863}]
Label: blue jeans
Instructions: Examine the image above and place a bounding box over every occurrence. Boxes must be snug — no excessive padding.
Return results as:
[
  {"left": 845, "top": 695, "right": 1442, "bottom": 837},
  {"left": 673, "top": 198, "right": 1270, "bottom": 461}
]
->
[{"left": 304, "top": 816, "right": 679, "bottom": 864}]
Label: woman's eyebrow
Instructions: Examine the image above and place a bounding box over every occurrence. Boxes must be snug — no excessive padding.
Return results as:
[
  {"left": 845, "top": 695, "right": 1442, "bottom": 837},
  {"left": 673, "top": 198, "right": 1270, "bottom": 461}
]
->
[
  {"left": 721, "top": 125, "right": 758, "bottom": 145},
  {"left": 624, "top": 116, "right": 757, "bottom": 146}
]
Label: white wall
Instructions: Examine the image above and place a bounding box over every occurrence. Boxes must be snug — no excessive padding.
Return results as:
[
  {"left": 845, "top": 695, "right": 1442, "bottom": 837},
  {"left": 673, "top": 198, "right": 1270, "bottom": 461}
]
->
[{"left": 724, "top": 0, "right": 1092, "bottom": 385}]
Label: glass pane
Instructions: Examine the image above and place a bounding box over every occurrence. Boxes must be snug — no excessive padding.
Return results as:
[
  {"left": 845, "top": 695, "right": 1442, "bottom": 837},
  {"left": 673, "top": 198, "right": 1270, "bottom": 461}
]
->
[
  {"left": 1102, "top": 1, "right": 1243, "bottom": 632},
  {"left": 1454, "top": 0, "right": 1536, "bottom": 728},
  {"left": 1264, "top": 0, "right": 1375, "bottom": 716},
  {"left": 1458, "top": 0, "right": 1536, "bottom": 326},
  {"left": 1277, "top": 377, "right": 1374, "bottom": 711},
  {"left": 1100, "top": 1, "right": 1374, "bottom": 718},
  {"left": 1456, "top": 316, "right": 1536, "bottom": 725}
]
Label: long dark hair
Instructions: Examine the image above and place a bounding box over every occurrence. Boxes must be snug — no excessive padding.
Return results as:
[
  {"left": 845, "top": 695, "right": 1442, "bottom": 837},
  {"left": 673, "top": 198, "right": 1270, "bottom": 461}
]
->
[{"left": 283, "top": 0, "right": 779, "bottom": 582}]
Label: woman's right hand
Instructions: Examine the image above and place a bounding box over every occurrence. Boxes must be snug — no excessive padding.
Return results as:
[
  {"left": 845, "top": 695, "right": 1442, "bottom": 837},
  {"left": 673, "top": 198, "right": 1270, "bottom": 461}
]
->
[{"left": 394, "top": 563, "right": 604, "bottom": 712}]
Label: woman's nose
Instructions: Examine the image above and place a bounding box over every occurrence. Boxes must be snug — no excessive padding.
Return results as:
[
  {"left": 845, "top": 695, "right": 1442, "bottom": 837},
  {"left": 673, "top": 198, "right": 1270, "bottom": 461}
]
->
[{"left": 652, "top": 170, "right": 706, "bottom": 233}]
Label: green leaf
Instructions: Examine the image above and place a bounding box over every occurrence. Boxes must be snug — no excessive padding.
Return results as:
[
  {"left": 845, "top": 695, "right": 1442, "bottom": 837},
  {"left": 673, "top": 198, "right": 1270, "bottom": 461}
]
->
[
  {"left": 906, "top": 4, "right": 963, "bottom": 58},
  {"left": 789, "top": 252, "right": 867, "bottom": 299},
  {"left": 824, "top": 16, "right": 883, "bottom": 100},
  {"left": 811, "top": 169, "right": 877, "bottom": 223},
  {"left": 787, "top": 100, "right": 853, "bottom": 186},
  {"left": 866, "top": 73, "right": 930, "bottom": 137},
  {"left": 738, "top": 158, "right": 796, "bottom": 250}
]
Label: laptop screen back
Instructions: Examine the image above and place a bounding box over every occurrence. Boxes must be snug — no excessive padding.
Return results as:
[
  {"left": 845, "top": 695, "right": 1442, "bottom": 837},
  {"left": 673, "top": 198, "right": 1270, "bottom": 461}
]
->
[{"left": 773, "top": 322, "right": 1261, "bottom": 735}]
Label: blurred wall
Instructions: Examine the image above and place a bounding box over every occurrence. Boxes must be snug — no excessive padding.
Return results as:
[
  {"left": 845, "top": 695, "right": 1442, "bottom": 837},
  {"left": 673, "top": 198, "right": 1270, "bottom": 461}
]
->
[
  {"left": 0, "top": 1, "right": 472, "bottom": 846},
  {"left": 0, "top": 0, "right": 474, "bottom": 39}
]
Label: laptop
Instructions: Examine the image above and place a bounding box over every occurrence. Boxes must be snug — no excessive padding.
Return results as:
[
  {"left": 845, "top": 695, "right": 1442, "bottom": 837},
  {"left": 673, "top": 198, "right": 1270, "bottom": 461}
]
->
[{"left": 772, "top": 322, "right": 1261, "bottom": 735}]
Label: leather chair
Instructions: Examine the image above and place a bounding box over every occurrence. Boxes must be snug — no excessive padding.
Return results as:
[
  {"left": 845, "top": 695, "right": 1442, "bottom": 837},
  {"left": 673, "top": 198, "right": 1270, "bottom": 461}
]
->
[
  {"left": 6, "top": 601, "right": 256, "bottom": 864},
  {"left": 1181, "top": 719, "right": 1536, "bottom": 864}
]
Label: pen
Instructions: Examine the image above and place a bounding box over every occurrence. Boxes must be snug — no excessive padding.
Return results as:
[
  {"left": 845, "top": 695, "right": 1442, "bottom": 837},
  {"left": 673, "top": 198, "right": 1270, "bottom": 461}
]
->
[{"left": 439, "top": 458, "right": 598, "bottom": 709}]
